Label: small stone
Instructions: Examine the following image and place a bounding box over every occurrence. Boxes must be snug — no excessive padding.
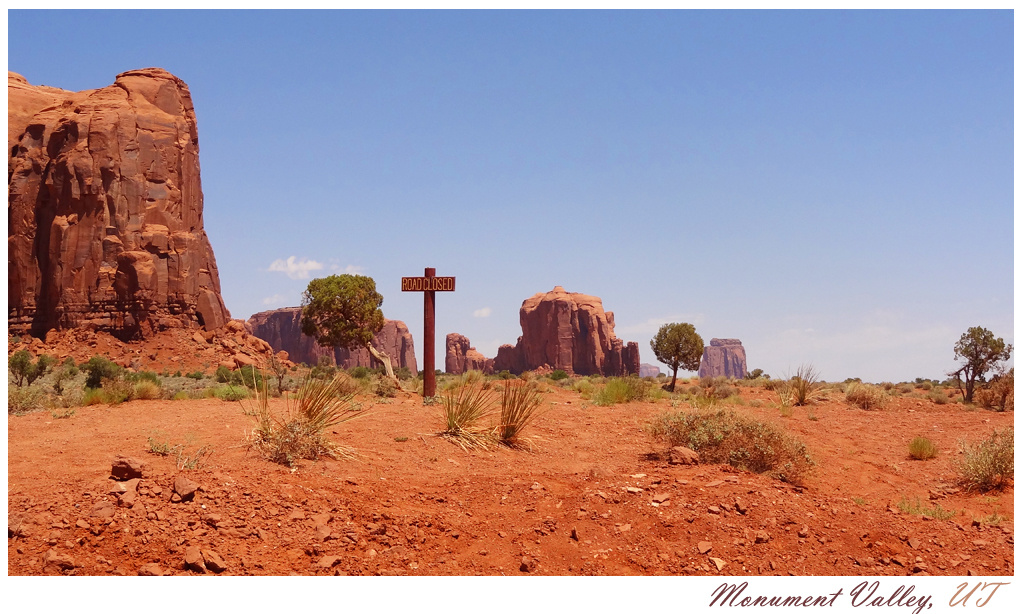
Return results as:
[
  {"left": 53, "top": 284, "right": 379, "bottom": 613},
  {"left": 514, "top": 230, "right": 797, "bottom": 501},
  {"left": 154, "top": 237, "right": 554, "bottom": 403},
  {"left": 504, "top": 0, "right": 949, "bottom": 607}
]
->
[
  {"left": 530, "top": 482, "right": 543, "bottom": 490},
  {"left": 520, "top": 556, "right": 538, "bottom": 573},
  {"left": 75, "top": 519, "right": 90, "bottom": 530},
  {"left": 138, "top": 562, "right": 164, "bottom": 576},
  {"left": 111, "top": 456, "right": 144, "bottom": 481},
  {"left": 652, "top": 493, "right": 671, "bottom": 504},
  {"left": 42, "top": 549, "right": 75, "bottom": 572},
  {"left": 118, "top": 490, "right": 138, "bottom": 508},
  {"left": 708, "top": 506, "right": 722, "bottom": 515},
  {"left": 90, "top": 500, "right": 116, "bottom": 519},
  {"left": 698, "top": 541, "right": 713, "bottom": 554},
  {"left": 315, "top": 525, "right": 332, "bottom": 541},
  {"left": 907, "top": 537, "right": 922, "bottom": 550},
  {"left": 734, "top": 498, "right": 748, "bottom": 514},
  {"left": 755, "top": 531, "right": 771, "bottom": 544},
  {"left": 184, "top": 546, "right": 206, "bottom": 573},
  {"left": 317, "top": 555, "right": 343, "bottom": 569},
  {"left": 668, "top": 446, "right": 700, "bottom": 465},
  {"left": 798, "top": 526, "right": 810, "bottom": 538},
  {"left": 173, "top": 475, "right": 199, "bottom": 501},
  {"left": 201, "top": 549, "right": 228, "bottom": 573},
  {"left": 570, "top": 527, "right": 579, "bottom": 541},
  {"left": 626, "top": 487, "right": 643, "bottom": 494},
  {"left": 710, "top": 557, "right": 727, "bottom": 571}
]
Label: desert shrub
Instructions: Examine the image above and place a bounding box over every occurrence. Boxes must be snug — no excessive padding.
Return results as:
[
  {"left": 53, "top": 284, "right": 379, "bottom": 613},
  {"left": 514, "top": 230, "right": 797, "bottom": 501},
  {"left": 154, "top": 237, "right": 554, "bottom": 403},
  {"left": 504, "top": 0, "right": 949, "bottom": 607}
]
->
[
  {"left": 974, "top": 369, "right": 1013, "bottom": 412},
  {"left": 745, "top": 368, "right": 767, "bottom": 380},
  {"left": 549, "top": 370, "right": 569, "bottom": 381},
  {"left": 83, "top": 388, "right": 107, "bottom": 406},
  {"left": 213, "top": 386, "right": 250, "bottom": 401},
  {"left": 186, "top": 371, "right": 205, "bottom": 380},
  {"left": 928, "top": 389, "right": 950, "bottom": 405},
  {"left": 247, "top": 373, "right": 367, "bottom": 466},
  {"left": 8, "top": 385, "right": 47, "bottom": 414},
  {"left": 100, "top": 378, "right": 135, "bottom": 405},
  {"left": 845, "top": 382, "right": 887, "bottom": 410},
  {"left": 647, "top": 409, "right": 813, "bottom": 485},
  {"left": 496, "top": 379, "right": 543, "bottom": 448},
  {"left": 896, "top": 383, "right": 913, "bottom": 394},
  {"left": 896, "top": 496, "right": 956, "bottom": 520},
  {"left": 237, "top": 365, "right": 264, "bottom": 389},
  {"left": 374, "top": 375, "right": 398, "bottom": 398},
  {"left": 762, "top": 378, "right": 785, "bottom": 391},
  {"left": 440, "top": 381, "right": 498, "bottom": 449},
  {"left": 395, "top": 366, "right": 413, "bottom": 381},
  {"left": 594, "top": 376, "right": 652, "bottom": 406},
  {"left": 953, "top": 428, "right": 1014, "bottom": 492},
  {"left": 215, "top": 365, "right": 232, "bottom": 383},
  {"left": 348, "top": 365, "right": 371, "bottom": 380},
  {"left": 51, "top": 357, "right": 80, "bottom": 395},
  {"left": 908, "top": 436, "right": 938, "bottom": 460},
  {"left": 572, "top": 378, "right": 595, "bottom": 398},
  {"left": 127, "top": 370, "right": 160, "bottom": 385},
  {"left": 84, "top": 356, "right": 122, "bottom": 389},
  {"left": 699, "top": 376, "right": 739, "bottom": 400},
  {"left": 879, "top": 381, "right": 895, "bottom": 391},
  {"left": 132, "top": 380, "right": 162, "bottom": 400},
  {"left": 173, "top": 391, "right": 190, "bottom": 401},
  {"left": 495, "top": 370, "right": 514, "bottom": 380}
]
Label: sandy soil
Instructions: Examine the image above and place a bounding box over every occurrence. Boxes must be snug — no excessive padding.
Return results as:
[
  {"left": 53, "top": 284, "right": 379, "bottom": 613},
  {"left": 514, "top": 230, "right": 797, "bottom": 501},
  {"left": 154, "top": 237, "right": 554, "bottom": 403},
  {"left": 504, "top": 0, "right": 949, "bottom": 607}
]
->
[{"left": 7, "top": 382, "right": 1013, "bottom": 576}]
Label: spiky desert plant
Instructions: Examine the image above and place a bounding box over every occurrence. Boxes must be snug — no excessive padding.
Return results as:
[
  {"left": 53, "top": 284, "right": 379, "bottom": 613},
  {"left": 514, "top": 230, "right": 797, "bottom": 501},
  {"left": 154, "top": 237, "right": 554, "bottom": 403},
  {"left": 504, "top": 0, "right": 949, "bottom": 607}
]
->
[
  {"left": 497, "top": 379, "right": 543, "bottom": 448},
  {"left": 845, "top": 382, "right": 887, "bottom": 410},
  {"left": 789, "top": 364, "right": 822, "bottom": 406},
  {"left": 246, "top": 371, "right": 367, "bottom": 466},
  {"left": 440, "top": 381, "right": 497, "bottom": 449}
]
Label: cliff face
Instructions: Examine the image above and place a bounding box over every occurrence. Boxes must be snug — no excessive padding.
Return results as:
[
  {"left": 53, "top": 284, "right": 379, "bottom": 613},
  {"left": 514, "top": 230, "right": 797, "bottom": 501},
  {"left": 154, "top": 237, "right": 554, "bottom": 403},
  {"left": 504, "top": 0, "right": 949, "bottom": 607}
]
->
[
  {"left": 491, "top": 286, "right": 640, "bottom": 376},
  {"left": 698, "top": 338, "right": 748, "bottom": 379},
  {"left": 8, "top": 69, "right": 230, "bottom": 339},
  {"left": 247, "top": 307, "right": 417, "bottom": 372},
  {"left": 445, "top": 333, "right": 494, "bottom": 374}
]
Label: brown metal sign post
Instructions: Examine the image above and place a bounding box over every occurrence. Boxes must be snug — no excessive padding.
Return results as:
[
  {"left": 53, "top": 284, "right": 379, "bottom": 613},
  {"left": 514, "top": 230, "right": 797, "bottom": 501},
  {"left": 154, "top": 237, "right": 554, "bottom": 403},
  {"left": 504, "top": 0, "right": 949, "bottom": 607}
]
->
[{"left": 401, "top": 268, "right": 455, "bottom": 397}]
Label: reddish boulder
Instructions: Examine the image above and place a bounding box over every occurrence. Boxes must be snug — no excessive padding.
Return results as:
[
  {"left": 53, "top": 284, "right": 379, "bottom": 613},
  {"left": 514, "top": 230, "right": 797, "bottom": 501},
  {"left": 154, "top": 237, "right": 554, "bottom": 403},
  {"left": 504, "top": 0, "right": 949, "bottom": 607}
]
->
[
  {"left": 698, "top": 338, "right": 748, "bottom": 379},
  {"left": 491, "top": 286, "right": 640, "bottom": 376},
  {"left": 445, "top": 333, "right": 494, "bottom": 374},
  {"left": 247, "top": 307, "right": 417, "bottom": 372},
  {"left": 8, "top": 69, "right": 230, "bottom": 339}
]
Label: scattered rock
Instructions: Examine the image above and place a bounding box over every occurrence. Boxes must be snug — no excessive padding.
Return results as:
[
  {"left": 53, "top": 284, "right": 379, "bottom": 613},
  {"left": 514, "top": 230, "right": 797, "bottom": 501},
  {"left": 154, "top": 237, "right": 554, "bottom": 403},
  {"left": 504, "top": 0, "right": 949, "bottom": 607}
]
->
[
  {"left": 798, "top": 526, "right": 810, "bottom": 539},
  {"left": 202, "top": 549, "right": 228, "bottom": 573},
  {"left": 755, "top": 531, "right": 771, "bottom": 544},
  {"left": 652, "top": 493, "right": 671, "bottom": 504},
  {"left": 110, "top": 457, "right": 144, "bottom": 481},
  {"left": 318, "top": 555, "right": 343, "bottom": 569},
  {"left": 184, "top": 546, "right": 206, "bottom": 573},
  {"left": 520, "top": 556, "right": 538, "bottom": 573},
  {"left": 42, "top": 549, "right": 75, "bottom": 573},
  {"left": 138, "top": 562, "right": 165, "bottom": 576},
  {"left": 669, "top": 446, "right": 700, "bottom": 465},
  {"left": 698, "top": 541, "right": 713, "bottom": 554},
  {"left": 172, "top": 475, "right": 199, "bottom": 502},
  {"left": 89, "top": 500, "right": 116, "bottom": 519},
  {"left": 709, "top": 557, "right": 727, "bottom": 571}
]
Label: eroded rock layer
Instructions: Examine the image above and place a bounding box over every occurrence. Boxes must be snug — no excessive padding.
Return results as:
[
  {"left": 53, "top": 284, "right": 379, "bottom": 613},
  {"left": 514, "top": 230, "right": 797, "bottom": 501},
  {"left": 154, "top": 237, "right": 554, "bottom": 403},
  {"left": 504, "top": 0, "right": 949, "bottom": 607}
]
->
[
  {"left": 491, "top": 286, "right": 640, "bottom": 376},
  {"left": 698, "top": 338, "right": 748, "bottom": 379},
  {"left": 247, "top": 307, "right": 417, "bottom": 372},
  {"left": 445, "top": 333, "right": 494, "bottom": 374},
  {"left": 8, "top": 69, "right": 230, "bottom": 339}
]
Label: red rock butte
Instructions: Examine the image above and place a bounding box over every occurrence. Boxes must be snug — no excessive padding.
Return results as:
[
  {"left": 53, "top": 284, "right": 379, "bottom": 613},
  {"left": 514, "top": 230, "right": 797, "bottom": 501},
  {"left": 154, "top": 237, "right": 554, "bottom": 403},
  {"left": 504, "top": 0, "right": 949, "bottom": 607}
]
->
[
  {"left": 247, "top": 308, "right": 417, "bottom": 372},
  {"left": 490, "top": 286, "right": 640, "bottom": 376},
  {"left": 8, "top": 69, "right": 230, "bottom": 340}
]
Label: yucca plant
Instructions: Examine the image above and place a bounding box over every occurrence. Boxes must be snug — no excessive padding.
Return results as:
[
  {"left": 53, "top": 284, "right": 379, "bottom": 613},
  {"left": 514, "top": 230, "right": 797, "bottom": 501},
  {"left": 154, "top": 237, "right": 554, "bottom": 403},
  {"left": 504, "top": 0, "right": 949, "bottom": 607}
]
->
[
  {"left": 497, "top": 379, "right": 543, "bottom": 448},
  {"left": 246, "top": 371, "right": 367, "bottom": 466},
  {"left": 440, "top": 381, "right": 497, "bottom": 449},
  {"left": 789, "top": 364, "right": 822, "bottom": 406}
]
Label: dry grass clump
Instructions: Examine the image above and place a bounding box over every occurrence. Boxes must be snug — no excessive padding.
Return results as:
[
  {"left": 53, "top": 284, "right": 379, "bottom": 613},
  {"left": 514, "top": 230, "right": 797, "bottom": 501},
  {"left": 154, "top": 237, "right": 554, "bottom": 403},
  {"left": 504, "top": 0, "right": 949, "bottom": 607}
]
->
[
  {"left": 928, "top": 389, "right": 951, "bottom": 405},
  {"left": 8, "top": 385, "right": 47, "bottom": 415},
  {"left": 440, "top": 381, "right": 498, "bottom": 449},
  {"left": 496, "top": 379, "right": 543, "bottom": 448},
  {"left": 789, "top": 365, "right": 822, "bottom": 406},
  {"left": 246, "top": 372, "right": 367, "bottom": 466},
  {"left": 953, "top": 428, "right": 1014, "bottom": 492},
  {"left": 908, "top": 436, "right": 938, "bottom": 460},
  {"left": 845, "top": 382, "right": 887, "bottom": 410},
  {"left": 647, "top": 409, "right": 813, "bottom": 485},
  {"left": 593, "top": 376, "right": 655, "bottom": 406}
]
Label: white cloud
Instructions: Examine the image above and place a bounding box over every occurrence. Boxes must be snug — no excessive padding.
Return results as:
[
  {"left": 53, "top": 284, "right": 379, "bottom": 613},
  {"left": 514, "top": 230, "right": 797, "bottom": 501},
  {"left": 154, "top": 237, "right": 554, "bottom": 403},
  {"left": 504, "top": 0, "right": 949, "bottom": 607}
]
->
[
  {"left": 473, "top": 307, "right": 492, "bottom": 318},
  {"left": 261, "top": 293, "right": 289, "bottom": 307},
  {"left": 329, "top": 263, "right": 365, "bottom": 275},
  {"left": 267, "top": 256, "right": 324, "bottom": 280}
]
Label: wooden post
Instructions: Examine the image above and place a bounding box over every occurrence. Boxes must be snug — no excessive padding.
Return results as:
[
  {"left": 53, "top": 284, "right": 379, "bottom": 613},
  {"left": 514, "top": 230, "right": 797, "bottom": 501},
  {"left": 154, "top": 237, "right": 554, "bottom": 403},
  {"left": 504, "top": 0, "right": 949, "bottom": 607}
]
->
[
  {"left": 401, "top": 269, "right": 455, "bottom": 398},
  {"left": 423, "top": 267, "right": 436, "bottom": 397}
]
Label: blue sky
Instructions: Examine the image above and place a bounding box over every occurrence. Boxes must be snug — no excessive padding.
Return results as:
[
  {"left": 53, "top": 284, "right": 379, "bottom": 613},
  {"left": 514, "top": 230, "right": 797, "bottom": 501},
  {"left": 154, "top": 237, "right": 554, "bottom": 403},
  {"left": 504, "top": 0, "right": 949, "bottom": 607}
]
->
[{"left": 7, "top": 10, "right": 1014, "bottom": 382}]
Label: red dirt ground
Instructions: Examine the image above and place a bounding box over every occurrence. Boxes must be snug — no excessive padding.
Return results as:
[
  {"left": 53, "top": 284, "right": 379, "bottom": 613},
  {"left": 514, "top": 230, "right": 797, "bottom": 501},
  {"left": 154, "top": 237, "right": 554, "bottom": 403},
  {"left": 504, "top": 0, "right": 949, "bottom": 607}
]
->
[{"left": 7, "top": 381, "right": 1013, "bottom": 577}]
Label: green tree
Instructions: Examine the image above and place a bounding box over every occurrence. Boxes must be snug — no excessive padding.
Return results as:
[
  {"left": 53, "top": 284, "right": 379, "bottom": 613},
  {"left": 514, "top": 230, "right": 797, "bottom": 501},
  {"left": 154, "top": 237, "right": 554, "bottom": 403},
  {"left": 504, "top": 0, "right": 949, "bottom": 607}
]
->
[
  {"left": 300, "top": 274, "right": 397, "bottom": 380},
  {"left": 9, "top": 350, "right": 33, "bottom": 386},
  {"left": 52, "top": 357, "right": 80, "bottom": 396},
  {"left": 650, "top": 323, "right": 704, "bottom": 392},
  {"left": 950, "top": 326, "right": 1013, "bottom": 403}
]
